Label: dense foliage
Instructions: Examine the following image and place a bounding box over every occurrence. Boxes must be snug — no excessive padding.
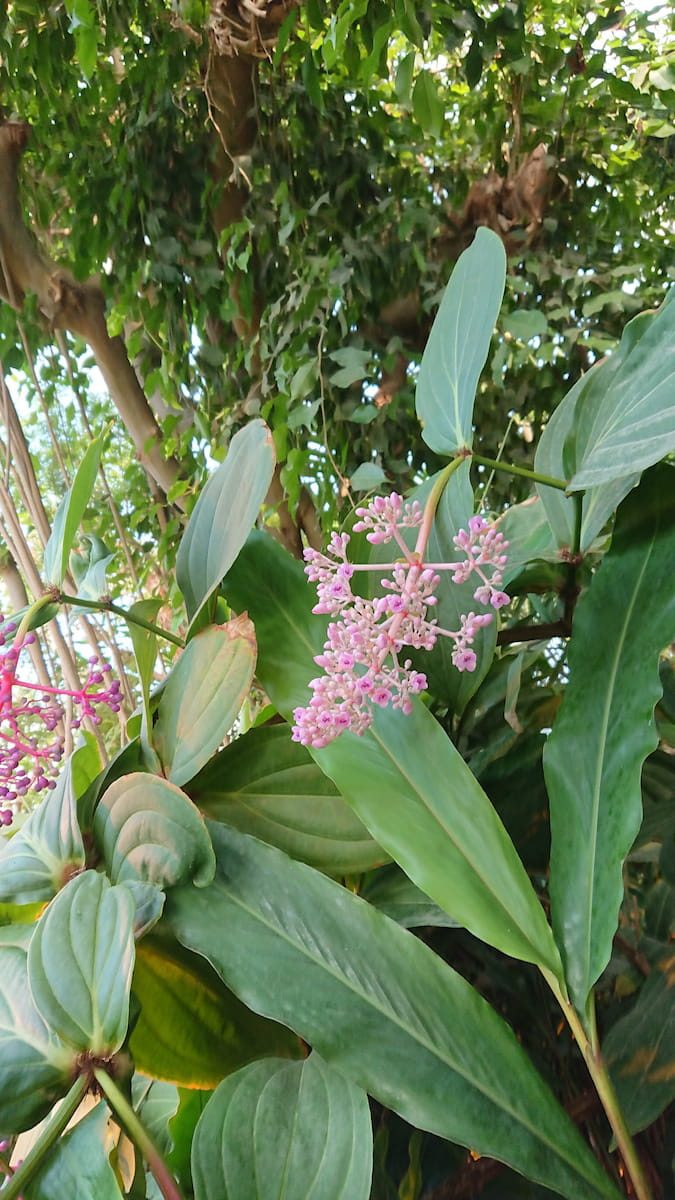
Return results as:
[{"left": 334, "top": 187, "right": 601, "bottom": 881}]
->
[{"left": 0, "top": 2, "right": 673, "bottom": 1198}]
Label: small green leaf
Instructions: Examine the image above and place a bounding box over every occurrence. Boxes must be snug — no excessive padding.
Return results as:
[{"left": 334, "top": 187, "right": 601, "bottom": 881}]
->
[
  {"left": 416, "top": 228, "right": 506, "bottom": 455},
  {"left": 153, "top": 618, "right": 256, "bottom": 787},
  {"left": 44, "top": 436, "right": 104, "bottom": 587},
  {"left": 69, "top": 534, "right": 115, "bottom": 600},
  {"left": 94, "top": 772, "right": 216, "bottom": 890},
  {"left": 0, "top": 925, "right": 74, "bottom": 1133},
  {"left": 545, "top": 466, "right": 675, "bottom": 1015},
  {"left": 0, "top": 759, "right": 86, "bottom": 905},
  {"left": 22, "top": 1102, "right": 123, "bottom": 1200},
  {"left": 349, "top": 462, "right": 387, "bottom": 490},
  {"left": 604, "top": 950, "right": 675, "bottom": 1134},
  {"left": 130, "top": 936, "right": 300, "bottom": 1087},
  {"left": 412, "top": 70, "right": 444, "bottom": 138},
  {"left": 176, "top": 420, "right": 276, "bottom": 627},
  {"left": 125, "top": 597, "right": 164, "bottom": 768},
  {"left": 191, "top": 1053, "right": 373, "bottom": 1200},
  {"left": 187, "top": 723, "right": 385, "bottom": 874},
  {"left": 394, "top": 50, "right": 416, "bottom": 105},
  {"left": 27, "top": 871, "right": 135, "bottom": 1054}
]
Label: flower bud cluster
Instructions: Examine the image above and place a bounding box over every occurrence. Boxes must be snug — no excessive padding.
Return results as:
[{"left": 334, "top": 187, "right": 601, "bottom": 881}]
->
[
  {"left": 0, "top": 620, "right": 122, "bottom": 827},
  {"left": 292, "top": 495, "right": 509, "bottom": 749}
]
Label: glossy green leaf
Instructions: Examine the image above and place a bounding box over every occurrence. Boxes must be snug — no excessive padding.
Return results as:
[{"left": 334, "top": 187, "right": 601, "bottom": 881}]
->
[
  {"left": 497, "top": 496, "right": 562, "bottom": 586},
  {"left": 130, "top": 936, "right": 300, "bottom": 1087},
  {"left": 192, "top": 1053, "right": 372, "bottom": 1200},
  {"left": 22, "top": 1102, "right": 123, "bottom": 1200},
  {"left": 153, "top": 618, "right": 256, "bottom": 787},
  {"left": 94, "top": 772, "right": 215, "bottom": 889},
  {"left": 545, "top": 467, "right": 675, "bottom": 1015},
  {"left": 69, "top": 533, "right": 115, "bottom": 600},
  {"left": 132, "top": 1075, "right": 180, "bottom": 1157},
  {"left": 604, "top": 950, "right": 675, "bottom": 1134},
  {"left": 0, "top": 925, "right": 74, "bottom": 1133},
  {"left": 43, "top": 435, "right": 104, "bottom": 587},
  {"left": 416, "top": 227, "right": 506, "bottom": 456},
  {"left": 0, "top": 759, "right": 86, "bottom": 905},
  {"left": 188, "top": 723, "right": 384, "bottom": 874},
  {"left": 125, "top": 597, "right": 163, "bottom": 767},
  {"left": 569, "top": 287, "right": 675, "bottom": 489},
  {"left": 27, "top": 871, "right": 135, "bottom": 1054},
  {"left": 411, "top": 70, "right": 444, "bottom": 138},
  {"left": 359, "top": 865, "right": 460, "bottom": 929},
  {"left": 166, "top": 825, "right": 619, "bottom": 1200},
  {"left": 176, "top": 419, "right": 276, "bottom": 626},
  {"left": 224, "top": 533, "right": 561, "bottom": 974}
]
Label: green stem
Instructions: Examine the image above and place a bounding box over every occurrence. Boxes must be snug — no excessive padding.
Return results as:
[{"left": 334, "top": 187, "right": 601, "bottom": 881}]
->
[
  {"left": 0, "top": 1074, "right": 89, "bottom": 1200},
  {"left": 59, "top": 594, "right": 184, "bottom": 648},
  {"left": 13, "top": 593, "right": 57, "bottom": 646},
  {"left": 93, "top": 1068, "right": 184, "bottom": 1200},
  {"left": 470, "top": 453, "right": 569, "bottom": 492},
  {"left": 414, "top": 456, "right": 465, "bottom": 557},
  {"left": 550, "top": 986, "right": 653, "bottom": 1200},
  {"left": 571, "top": 490, "right": 584, "bottom": 558}
]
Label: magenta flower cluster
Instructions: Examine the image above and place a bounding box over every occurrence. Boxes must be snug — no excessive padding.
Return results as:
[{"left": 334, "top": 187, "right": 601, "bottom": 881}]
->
[
  {"left": 292, "top": 494, "right": 509, "bottom": 749},
  {"left": 0, "top": 620, "right": 122, "bottom": 826}
]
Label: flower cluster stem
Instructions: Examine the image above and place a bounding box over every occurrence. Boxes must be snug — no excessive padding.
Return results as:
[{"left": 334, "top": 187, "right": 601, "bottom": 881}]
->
[{"left": 0, "top": 1074, "right": 88, "bottom": 1200}]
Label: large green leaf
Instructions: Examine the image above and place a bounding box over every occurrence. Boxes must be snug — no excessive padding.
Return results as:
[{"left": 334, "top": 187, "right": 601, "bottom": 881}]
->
[
  {"left": 0, "top": 925, "right": 74, "bottom": 1133},
  {"left": 176, "top": 419, "right": 276, "bottom": 626},
  {"left": 415, "top": 227, "right": 506, "bottom": 455},
  {"left": 604, "top": 950, "right": 675, "bottom": 1135},
  {"left": 153, "top": 618, "right": 256, "bottom": 787},
  {"left": 188, "top": 723, "right": 385, "bottom": 875},
  {"left": 191, "top": 1053, "right": 372, "bottom": 1200},
  {"left": 224, "top": 533, "right": 561, "bottom": 974},
  {"left": 0, "top": 759, "right": 85, "bottom": 905},
  {"left": 545, "top": 467, "right": 675, "bottom": 1015},
  {"left": 568, "top": 287, "right": 675, "bottom": 489},
  {"left": 22, "top": 1103, "right": 123, "bottom": 1200},
  {"left": 125, "top": 596, "right": 163, "bottom": 769},
  {"left": 43, "top": 434, "right": 104, "bottom": 587},
  {"left": 27, "top": 871, "right": 135, "bottom": 1054},
  {"left": 94, "top": 773, "right": 215, "bottom": 889},
  {"left": 165, "top": 825, "right": 619, "bottom": 1200},
  {"left": 130, "top": 935, "right": 300, "bottom": 1087}
]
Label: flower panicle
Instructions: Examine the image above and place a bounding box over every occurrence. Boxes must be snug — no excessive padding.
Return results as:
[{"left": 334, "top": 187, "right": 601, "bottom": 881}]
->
[
  {"left": 0, "top": 620, "right": 122, "bottom": 827},
  {"left": 292, "top": 495, "right": 509, "bottom": 749}
]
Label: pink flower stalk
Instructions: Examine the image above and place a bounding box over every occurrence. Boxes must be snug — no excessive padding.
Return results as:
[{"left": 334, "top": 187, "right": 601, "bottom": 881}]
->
[
  {"left": 292, "top": 496, "right": 509, "bottom": 748},
  {"left": 0, "top": 620, "right": 122, "bottom": 826}
]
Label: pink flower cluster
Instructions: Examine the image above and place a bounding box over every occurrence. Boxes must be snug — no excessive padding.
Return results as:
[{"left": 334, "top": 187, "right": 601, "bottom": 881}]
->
[
  {"left": 0, "top": 620, "right": 122, "bottom": 826},
  {"left": 292, "top": 495, "right": 509, "bottom": 748}
]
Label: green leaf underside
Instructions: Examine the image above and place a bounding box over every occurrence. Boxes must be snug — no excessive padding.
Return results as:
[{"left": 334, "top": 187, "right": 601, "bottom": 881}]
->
[
  {"left": 27, "top": 872, "right": 135, "bottom": 1054},
  {"left": 153, "top": 618, "right": 256, "bottom": 787},
  {"left": 604, "top": 950, "right": 675, "bottom": 1135},
  {"left": 188, "top": 723, "right": 384, "bottom": 875},
  {"left": 0, "top": 926, "right": 73, "bottom": 1133},
  {"left": 224, "top": 531, "right": 561, "bottom": 974},
  {"left": 166, "top": 825, "right": 619, "bottom": 1200},
  {"left": 176, "top": 419, "right": 276, "bottom": 625},
  {"left": 130, "top": 936, "right": 301, "bottom": 1087},
  {"left": 22, "top": 1103, "right": 123, "bottom": 1200},
  {"left": 94, "top": 772, "right": 216, "bottom": 890},
  {"left": 43, "top": 435, "right": 104, "bottom": 587},
  {"left": 191, "top": 1054, "right": 372, "bottom": 1200},
  {"left": 545, "top": 467, "right": 675, "bottom": 1013},
  {"left": 416, "top": 227, "right": 506, "bottom": 456},
  {"left": 0, "top": 762, "right": 85, "bottom": 905}
]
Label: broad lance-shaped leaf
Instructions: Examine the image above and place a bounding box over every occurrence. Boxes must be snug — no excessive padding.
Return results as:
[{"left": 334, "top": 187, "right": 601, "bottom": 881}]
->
[
  {"left": 0, "top": 925, "right": 75, "bottom": 1133},
  {"left": 165, "top": 825, "right": 620, "bottom": 1200},
  {"left": 28, "top": 871, "right": 135, "bottom": 1055},
  {"left": 604, "top": 950, "right": 675, "bottom": 1136},
  {"left": 224, "top": 532, "right": 562, "bottom": 976},
  {"left": 187, "top": 723, "right": 385, "bottom": 875},
  {"left": 545, "top": 466, "right": 675, "bottom": 1016},
  {"left": 416, "top": 226, "right": 505, "bottom": 455},
  {"left": 130, "top": 935, "right": 301, "bottom": 1087},
  {"left": 153, "top": 617, "right": 256, "bottom": 787},
  {"left": 176, "top": 419, "right": 276, "bottom": 626},
  {"left": 191, "top": 1053, "right": 372, "bottom": 1200},
  {"left": 0, "top": 758, "right": 86, "bottom": 905},
  {"left": 94, "top": 773, "right": 216, "bottom": 890},
  {"left": 43, "top": 434, "right": 104, "bottom": 587}
]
